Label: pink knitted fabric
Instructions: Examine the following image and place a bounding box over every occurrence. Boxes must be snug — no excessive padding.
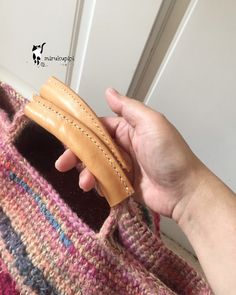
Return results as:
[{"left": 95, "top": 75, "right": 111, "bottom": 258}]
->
[{"left": 0, "top": 82, "right": 213, "bottom": 294}]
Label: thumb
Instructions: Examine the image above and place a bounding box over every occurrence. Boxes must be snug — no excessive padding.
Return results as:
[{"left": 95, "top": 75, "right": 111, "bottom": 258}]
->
[{"left": 105, "top": 88, "right": 154, "bottom": 127}]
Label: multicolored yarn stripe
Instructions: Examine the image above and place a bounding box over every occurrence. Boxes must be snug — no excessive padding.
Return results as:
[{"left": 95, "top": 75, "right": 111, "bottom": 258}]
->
[{"left": 0, "top": 82, "right": 212, "bottom": 294}]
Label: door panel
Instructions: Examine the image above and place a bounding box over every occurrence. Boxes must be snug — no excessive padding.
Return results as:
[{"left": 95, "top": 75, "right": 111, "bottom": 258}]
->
[{"left": 70, "top": 0, "right": 162, "bottom": 115}]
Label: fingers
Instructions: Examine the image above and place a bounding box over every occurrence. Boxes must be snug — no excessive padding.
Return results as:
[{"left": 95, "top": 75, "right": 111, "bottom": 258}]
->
[
  {"left": 79, "top": 167, "right": 96, "bottom": 192},
  {"left": 55, "top": 149, "right": 97, "bottom": 192},
  {"left": 55, "top": 149, "right": 78, "bottom": 172},
  {"left": 105, "top": 88, "right": 156, "bottom": 128}
]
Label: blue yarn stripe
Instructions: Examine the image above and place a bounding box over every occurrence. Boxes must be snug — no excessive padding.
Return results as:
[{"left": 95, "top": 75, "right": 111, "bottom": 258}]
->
[
  {"left": 9, "top": 171, "right": 72, "bottom": 248},
  {"left": 0, "top": 207, "right": 59, "bottom": 294}
]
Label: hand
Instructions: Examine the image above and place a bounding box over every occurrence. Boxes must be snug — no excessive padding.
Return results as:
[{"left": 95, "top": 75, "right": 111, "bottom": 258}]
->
[{"left": 55, "top": 88, "right": 203, "bottom": 218}]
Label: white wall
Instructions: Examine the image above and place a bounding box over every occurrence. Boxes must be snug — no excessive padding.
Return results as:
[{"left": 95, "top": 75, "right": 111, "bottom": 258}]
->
[{"left": 146, "top": 0, "right": 236, "bottom": 252}]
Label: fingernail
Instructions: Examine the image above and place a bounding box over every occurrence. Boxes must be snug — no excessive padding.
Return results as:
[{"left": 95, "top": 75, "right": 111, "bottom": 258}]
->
[
  {"left": 55, "top": 158, "right": 61, "bottom": 169},
  {"left": 107, "top": 88, "right": 120, "bottom": 96}
]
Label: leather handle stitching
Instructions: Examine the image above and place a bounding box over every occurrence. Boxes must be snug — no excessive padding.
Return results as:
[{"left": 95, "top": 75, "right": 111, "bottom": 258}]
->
[
  {"left": 33, "top": 99, "right": 132, "bottom": 195},
  {"left": 47, "top": 78, "right": 125, "bottom": 168}
]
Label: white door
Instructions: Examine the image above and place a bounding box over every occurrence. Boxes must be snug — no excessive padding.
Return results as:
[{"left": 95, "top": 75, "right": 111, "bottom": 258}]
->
[
  {"left": 69, "top": 0, "right": 162, "bottom": 115},
  {"left": 0, "top": 0, "right": 162, "bottom": 107},
  {"left": 146, "top": 0, "right": 236, "bottom": 253}
]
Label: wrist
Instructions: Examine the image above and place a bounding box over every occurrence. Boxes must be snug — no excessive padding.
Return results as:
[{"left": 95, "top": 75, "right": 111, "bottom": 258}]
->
[
  {"left": 172, "top": 161, "right": 214, "bottom": 226},
  {"left": 172, "top": 160, "right": 235, "bottom": 235}
]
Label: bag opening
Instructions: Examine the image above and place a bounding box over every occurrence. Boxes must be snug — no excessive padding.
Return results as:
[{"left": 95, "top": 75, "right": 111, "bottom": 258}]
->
[{"left": 14, "top": 121, "right": 110, "bottom": 232}]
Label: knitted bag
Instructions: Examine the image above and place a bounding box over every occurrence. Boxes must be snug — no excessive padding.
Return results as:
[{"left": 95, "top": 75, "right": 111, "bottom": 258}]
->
[{"left": 0, "top": 82, "right": 212, "bottom": 295}]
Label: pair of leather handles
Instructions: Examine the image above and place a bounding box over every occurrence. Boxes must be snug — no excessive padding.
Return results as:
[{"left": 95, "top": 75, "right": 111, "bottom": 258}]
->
[{"left": 24, "top": 77, "right": 134, "bottom": 207}]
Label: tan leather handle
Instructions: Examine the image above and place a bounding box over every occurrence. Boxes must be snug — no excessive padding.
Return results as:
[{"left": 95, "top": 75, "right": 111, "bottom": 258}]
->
[
  {"left": 24, "top": 94, "right": 134, "bottom": 207},
  {"left": 40, "top": 76, "right": 130, "bottom": 172}
]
